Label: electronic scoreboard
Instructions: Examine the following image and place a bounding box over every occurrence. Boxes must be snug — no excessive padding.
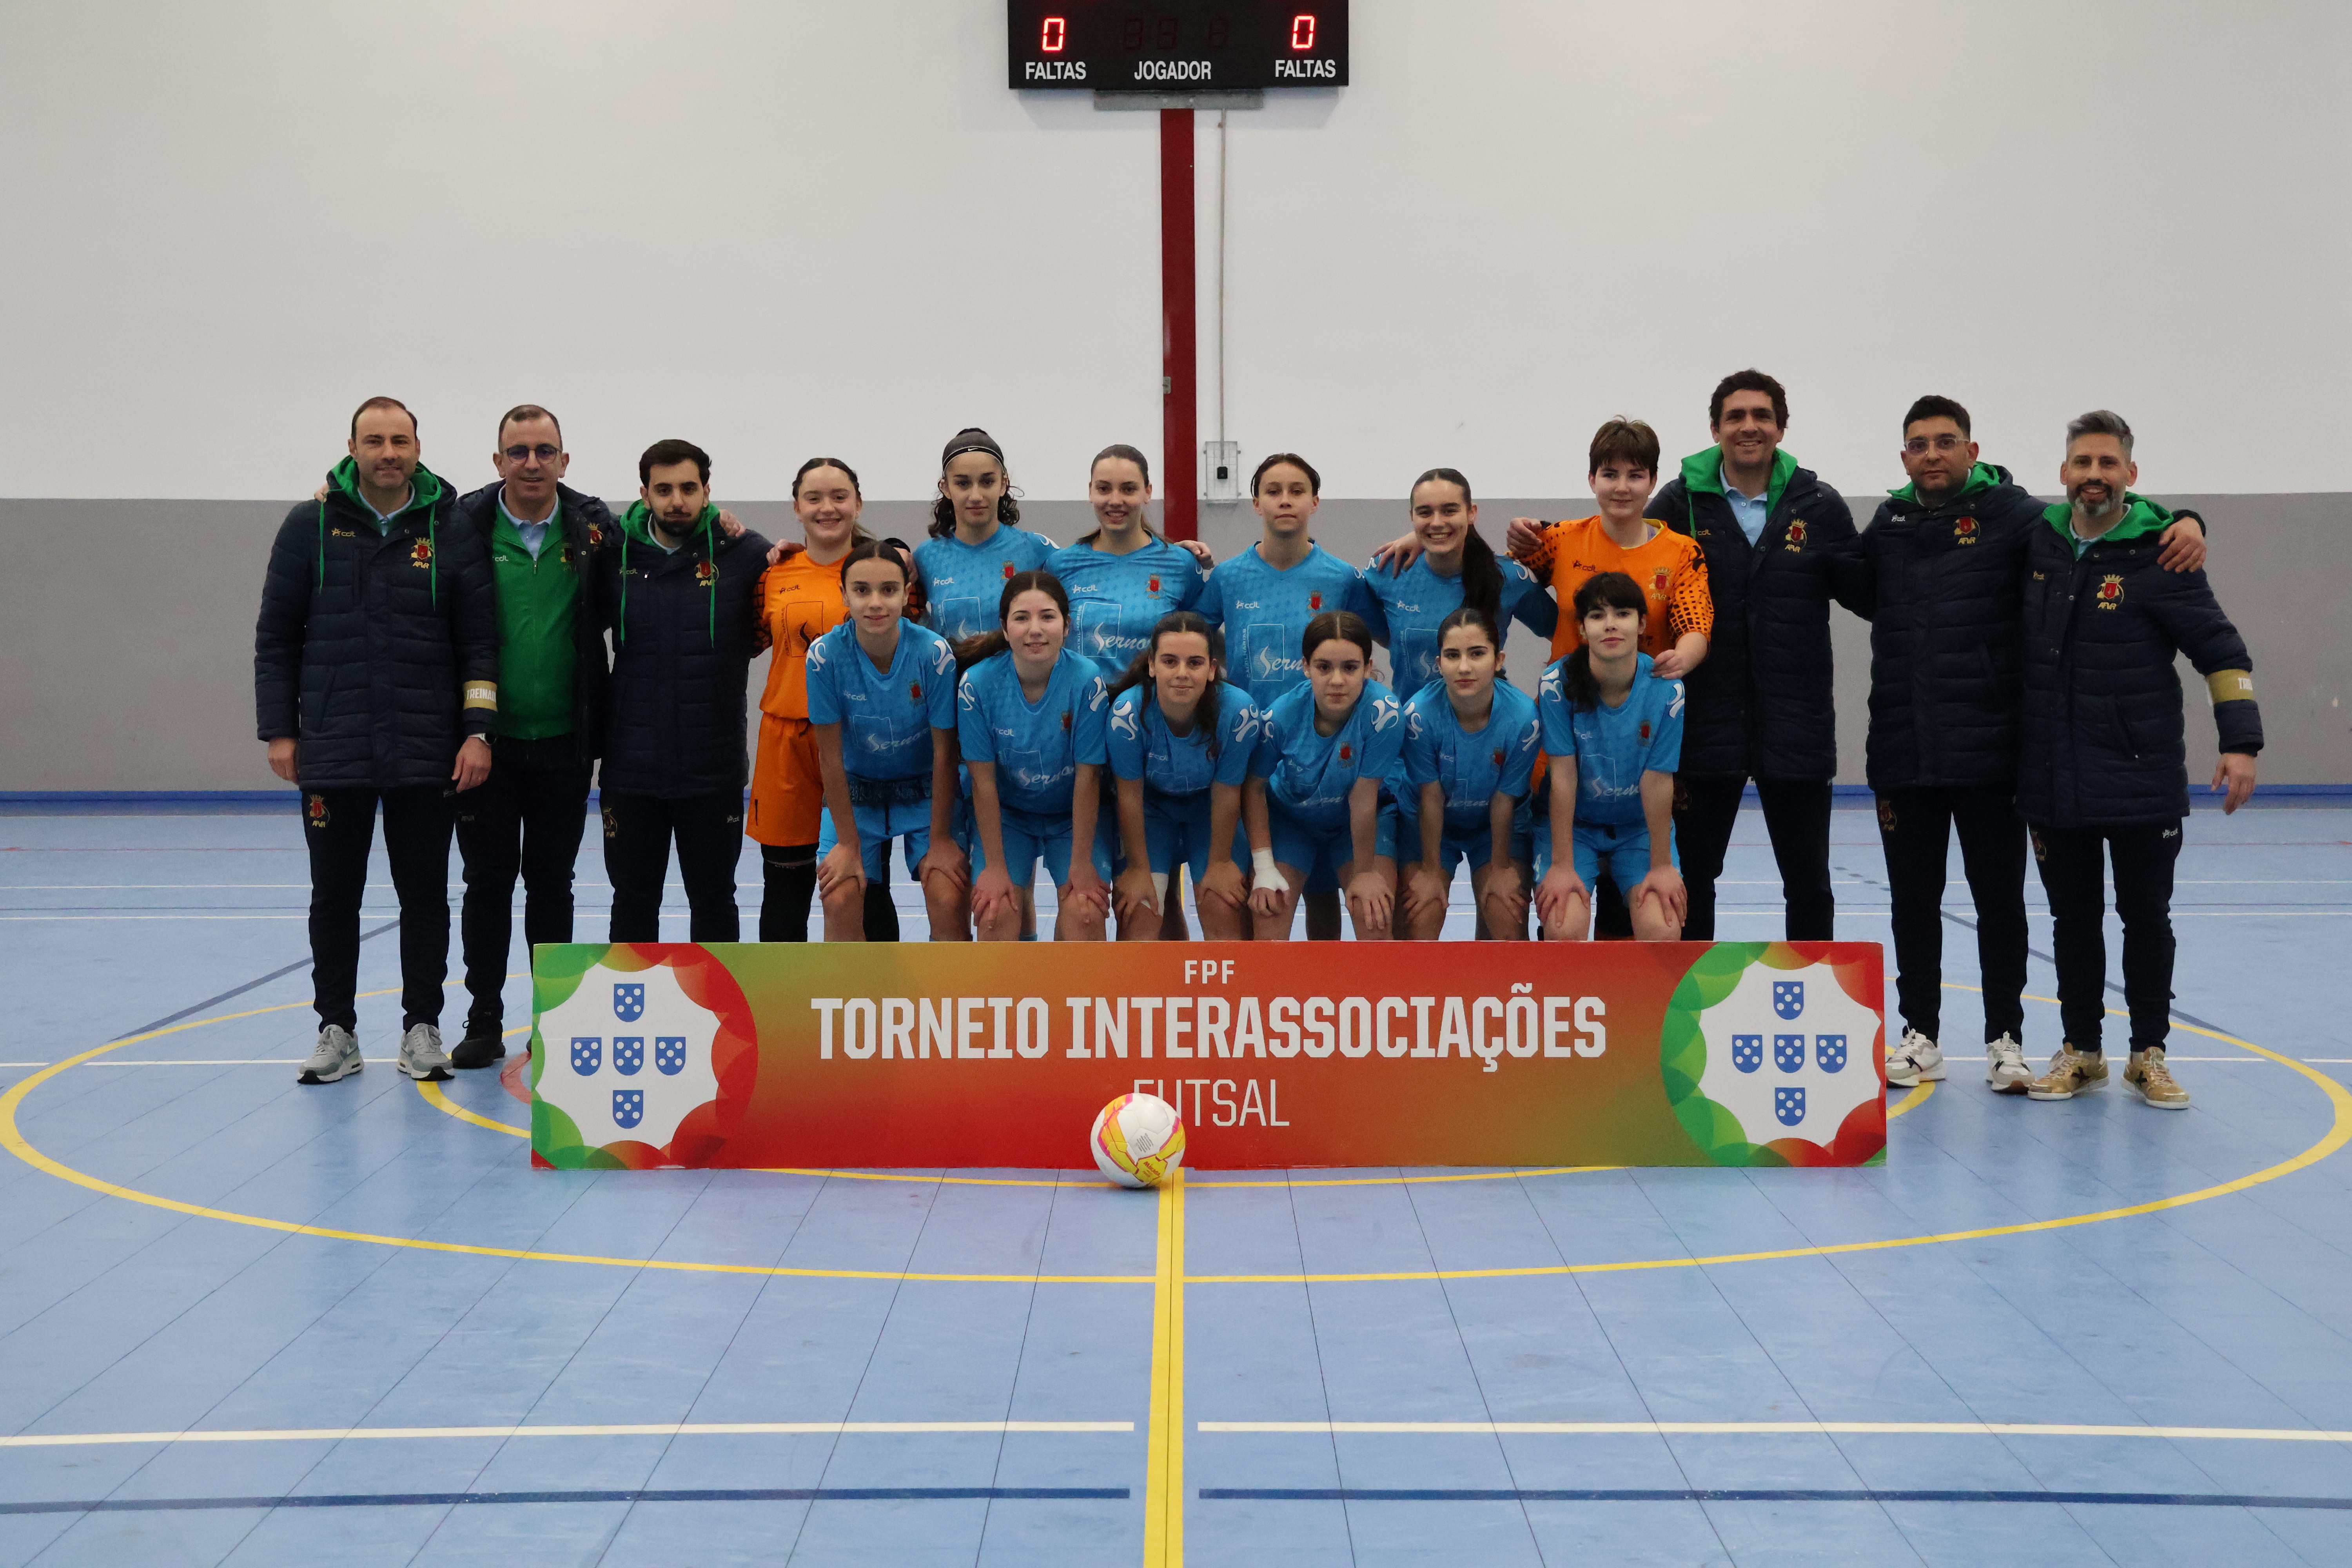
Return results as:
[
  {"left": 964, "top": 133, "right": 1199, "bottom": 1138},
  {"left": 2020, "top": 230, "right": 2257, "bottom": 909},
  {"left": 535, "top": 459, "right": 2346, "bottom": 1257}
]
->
[{"left": 1008, "top": 2, "right": 1349, "bottom": 91}]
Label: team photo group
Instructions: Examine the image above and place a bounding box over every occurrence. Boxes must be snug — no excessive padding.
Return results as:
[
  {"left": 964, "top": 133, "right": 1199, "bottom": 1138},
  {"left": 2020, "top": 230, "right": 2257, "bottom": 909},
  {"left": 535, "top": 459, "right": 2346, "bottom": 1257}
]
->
[{"left": 253, "top": 370, "right": 2262, "bottom": 1114}]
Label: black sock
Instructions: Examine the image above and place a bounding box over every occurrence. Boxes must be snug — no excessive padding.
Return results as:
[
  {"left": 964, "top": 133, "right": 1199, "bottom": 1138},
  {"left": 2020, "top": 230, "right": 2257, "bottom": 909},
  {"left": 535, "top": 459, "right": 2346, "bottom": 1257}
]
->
[
  {"left": 864, "top": 881, "right": 902, "bottom": 942},
  {"left": 759, "top": 847, "right": 817, "bottom": 942}
]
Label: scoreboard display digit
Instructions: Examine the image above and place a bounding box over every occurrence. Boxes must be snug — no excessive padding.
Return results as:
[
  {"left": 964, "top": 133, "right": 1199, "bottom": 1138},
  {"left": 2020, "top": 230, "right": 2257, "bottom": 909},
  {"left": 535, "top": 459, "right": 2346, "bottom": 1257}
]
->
[{"left": 1009, "top": 1, "right": 1349, "bottom": 90}]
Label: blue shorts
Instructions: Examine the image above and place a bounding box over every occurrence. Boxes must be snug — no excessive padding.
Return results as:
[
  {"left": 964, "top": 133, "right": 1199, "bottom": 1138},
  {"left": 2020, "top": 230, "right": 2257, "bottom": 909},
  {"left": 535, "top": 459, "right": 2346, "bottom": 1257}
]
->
[
  {"left": 1269, "top": 802, "right": 1399, "bottom": 884},
  {"left": 1534, "top": 818, "right": 1676, "bottom": 887},
  {"left": 1138, "top": 792, "right": 1249, "bottom": 888},
  {"left": 972, "top": 803, "right": 1115, "bottom": 890},
  {"left": 1396, "top": 811, "right": 1531, "bottom": 878},
  {"left": 817, "top": 797, "right": 930, "bottom": 883}
]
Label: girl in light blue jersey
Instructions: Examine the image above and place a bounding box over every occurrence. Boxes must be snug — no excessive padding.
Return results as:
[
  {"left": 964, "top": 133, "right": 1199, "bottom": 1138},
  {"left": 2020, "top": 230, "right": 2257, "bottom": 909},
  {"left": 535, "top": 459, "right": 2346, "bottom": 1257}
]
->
[
  {"left": 1247, "top": 611, "right": 1405, "bottom": 941},
  {"left": 1397, "top": 607, "right": 1541, "bottom": 942},
  {"left": 1045, "top": 445, "right": 1209, "bottom": 671},
  {"left": 808, "top": 541, "right": 969, "bottom": 941},
  {"left": 1105, "top": 612, "right": 1265, "bottom": 942},
  {"left": 914, "top": 427, "right": 1058, "bottom": 645},
  {"left": 1362, "top": 468, "right": 1556, "bottom": 698},
  {"left": 1534, "top": 572, "right": 1688, "bottom": 942},
  {"left": 955, "top": 571, "right": 1112, "bottom": 942}
]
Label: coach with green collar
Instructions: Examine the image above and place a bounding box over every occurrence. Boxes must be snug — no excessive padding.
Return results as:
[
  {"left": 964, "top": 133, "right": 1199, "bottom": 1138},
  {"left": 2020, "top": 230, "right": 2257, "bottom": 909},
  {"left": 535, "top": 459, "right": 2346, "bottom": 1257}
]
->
[
  {"left": 1646, "top": 369, "right": 1867, "bottom": 942},
  {"left": 254, "top": 396, "right": 497, "bottom": 1088},
  {"left": 2017, "top": 411, "right": 2258, "bottom": 1114}
]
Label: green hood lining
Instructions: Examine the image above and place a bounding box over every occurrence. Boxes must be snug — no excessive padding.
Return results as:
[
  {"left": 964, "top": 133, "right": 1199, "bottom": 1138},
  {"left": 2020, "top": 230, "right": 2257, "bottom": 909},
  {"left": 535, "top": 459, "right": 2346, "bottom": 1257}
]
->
[
  {"left": 616, "top": 501, "right": 723, "bottom": 645},
  {"left": 317, "top": 459, "right": 448, "bottom": 603},
  {"left": 2042, "top": 492, "right": 2172, "bottom": 549},
  {"left": 1889, "top": 460, "right": 2005, "bottom": 506},
  {"left": 1678, "top": 446, "right": 1798, "bottom": 521}
]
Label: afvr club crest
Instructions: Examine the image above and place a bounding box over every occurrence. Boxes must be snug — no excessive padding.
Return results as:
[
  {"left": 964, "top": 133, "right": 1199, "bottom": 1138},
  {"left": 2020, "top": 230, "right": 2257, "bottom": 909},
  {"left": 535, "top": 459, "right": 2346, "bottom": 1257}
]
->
[
  {"left": 1816, "top": 1034, "right": 1847, "bottom": 1073},
  {"left": 612, "top": 1090, "right": 644, "bottom": 1130},
  {"left": 1773, "top": 980, "right": 1805, "bottom": 1019},
  {"left": 613, "top": 983, "right": 646, "bottom": 1022},
  {"left": 613, "top": 1037, "right": 644, "bottom": 1076},
  {"left": 570, "top": 1036, "right": 602, "bottom": 1074},
  {"left": 1774, "top": 1034, "right": 1806, "bottom": 1073},
  {"left": 1733, "top": 1034, "right": 1764, "bottom": 1073},
  {"left": 1775, "top": 1086, "right": 1807, "bottom": 1127}
]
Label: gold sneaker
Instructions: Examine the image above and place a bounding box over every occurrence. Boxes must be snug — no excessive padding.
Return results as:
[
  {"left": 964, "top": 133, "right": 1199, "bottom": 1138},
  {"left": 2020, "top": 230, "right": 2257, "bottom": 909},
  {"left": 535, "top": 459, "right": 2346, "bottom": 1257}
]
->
[
  {"left": 2026, "top": 1045, "right": 2109, "bottom": 1101},
  {"left": 2126, "top": 1048, "right": 2192, "bottom": 1110}
]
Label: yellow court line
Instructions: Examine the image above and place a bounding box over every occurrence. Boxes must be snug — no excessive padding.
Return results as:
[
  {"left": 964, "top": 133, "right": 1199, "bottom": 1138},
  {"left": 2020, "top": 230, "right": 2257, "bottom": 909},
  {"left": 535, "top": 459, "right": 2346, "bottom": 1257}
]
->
[
  {"left": 1887, "top": 1079, "right": 1935, "bottom": 1118},
  {"left": 417, "top": 1080, "right": 527, "bottom": 1138},
  {"left": 1143, "top": 1169, "right": 1186, "bottom": 1568},
  {"left": 1197, "top": 1420, "right": 2352, "bottom": 1443},
  {"left": 0, "top": 1420, "right": 1134, "bottom": 1450}
]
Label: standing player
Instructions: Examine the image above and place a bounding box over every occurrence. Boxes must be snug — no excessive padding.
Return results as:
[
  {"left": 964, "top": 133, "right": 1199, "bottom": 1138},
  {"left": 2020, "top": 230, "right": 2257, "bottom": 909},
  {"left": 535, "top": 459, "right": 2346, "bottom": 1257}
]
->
[
  {"left": 594, "top": 440, "right": 771, "bottom": 942},
  {"left": 1857, "top": 397, "right": 2205, "bottom": 1091},
  {"left": 914, "top": 428, "right": 1059, "bottom": 646},
  {"left": 255, "top": 397, "right": 496, "bottom": 1085},
  {"left": 1644, "top": 370, "right": 1865, "bottom": 941},
  {"left": 806, "top": 541, "right": 968, "bottom": 941},
  {"left": 443, "top": 405, "right": 612, "bottom": 1069},
  {"left": 748, "top": 458, "right": 865, "bottom": 942},
  {"left": 1246, "top": 612, "right": 1405, "bottom": 941},
  {"left": 1362, "top": 469, "right": 1555, "bottom": 699},
  {"left": 1047, "top": 445, "right": 1208, "bottom": 669},
  {"left": 1534, "top": 573, "right": 1688, "bottom": 942},
  {"left": 1105, "top": 613, "right": 1263, "bottom": 941},
  {"left": 956, "top": 573, "right": 1113, "bottom": 943},
  {"left": 1194, "top": 452, "right": 1370, "bottom": 940},
  {"left": 1507, "top": 419, "right": 1710, "bottom": 676},
  {"left": 1396, "top": 608, "right": 1540, "bottom": 942},
  {"left": 2019, "top": 412, "right": 2258, "bottom": 1111}
]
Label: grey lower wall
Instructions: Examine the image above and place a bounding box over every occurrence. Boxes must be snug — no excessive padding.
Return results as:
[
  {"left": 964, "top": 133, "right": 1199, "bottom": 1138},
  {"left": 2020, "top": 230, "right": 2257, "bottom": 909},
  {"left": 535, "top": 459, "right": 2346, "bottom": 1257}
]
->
[{"left": 2, "top": 492, "right": 2343, "bottom": 792}]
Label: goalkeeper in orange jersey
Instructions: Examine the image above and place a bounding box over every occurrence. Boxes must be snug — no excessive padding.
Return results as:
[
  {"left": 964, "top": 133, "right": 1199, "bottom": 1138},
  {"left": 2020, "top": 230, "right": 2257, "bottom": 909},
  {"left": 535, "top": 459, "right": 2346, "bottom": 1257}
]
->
[{"left": 1505, "top": 418, "right": 1711, "bottom": 679}]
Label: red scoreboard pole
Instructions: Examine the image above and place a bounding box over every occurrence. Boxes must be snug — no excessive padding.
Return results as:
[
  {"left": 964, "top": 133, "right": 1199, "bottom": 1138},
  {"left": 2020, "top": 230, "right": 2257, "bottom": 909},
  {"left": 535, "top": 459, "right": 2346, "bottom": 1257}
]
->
[{"left": 1158, "top": 107, "right": 1198, "bottom": 541}]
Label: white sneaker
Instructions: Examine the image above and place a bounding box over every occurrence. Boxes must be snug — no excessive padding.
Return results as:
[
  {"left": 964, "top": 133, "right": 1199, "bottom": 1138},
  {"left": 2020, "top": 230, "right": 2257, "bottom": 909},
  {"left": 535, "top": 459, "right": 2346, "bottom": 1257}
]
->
[
  {"left": 1885, "top": 1029, "right": 1946, "bottom": 1086},
  {"left": 1986, "top": 1034, "right": 2032, "bottom": 1093},
  {"left": 396, "top": 1024, "right": 452, "bottom": 1082},
  {"left": 297, "top": 1025, "right": 362, "bottom": 1085}
]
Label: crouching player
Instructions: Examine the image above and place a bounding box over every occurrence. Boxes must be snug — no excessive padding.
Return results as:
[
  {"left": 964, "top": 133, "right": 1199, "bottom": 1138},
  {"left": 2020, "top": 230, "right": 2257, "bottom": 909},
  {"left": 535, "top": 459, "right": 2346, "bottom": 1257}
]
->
[
  {"left": 1246, "top": 612, "right": 1405, "bottom": 940},
  {"left": 806, "top": 541, "right": 970, "bottom": 940},
  {"left": 1105, "top": 613, "right": 1264, "bottom": 940},
  {"left": 957, "top": 572, "right": 1113, "bottom": 942},
  {"left": 1397, "top": 608, "right": 1540, "bottom": 940},
  {"left": 1535, "top": 573, "right": 1688, "bottom": 940}
]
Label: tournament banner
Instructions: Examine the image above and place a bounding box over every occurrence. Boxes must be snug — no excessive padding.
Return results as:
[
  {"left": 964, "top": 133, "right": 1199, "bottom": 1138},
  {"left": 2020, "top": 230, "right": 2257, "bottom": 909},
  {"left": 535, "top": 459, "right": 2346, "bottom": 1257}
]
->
[{"left": 528, "top": 941, "right": 1885, "bottom": 1171}]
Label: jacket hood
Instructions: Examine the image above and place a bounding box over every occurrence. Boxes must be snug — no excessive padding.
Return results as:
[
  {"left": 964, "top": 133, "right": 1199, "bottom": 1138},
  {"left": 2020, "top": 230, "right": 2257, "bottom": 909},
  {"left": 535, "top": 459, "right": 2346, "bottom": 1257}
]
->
[
  {"left": 1681, "top": 446, "right": 1798, "bottom": 510},
  {"left": 1890, "top": 461, "right": 2007, "bottom": 506},
  {"left": 619, "top": 500, "right": 719, "bottom": 549},
  {"left": 327, "top": 457, "right": 445, "bottom": 517},
  {"left": 615, "top": 501, "right": 724, "bottom": 646},
  {"left": 2042, "top": 492, "right": 2171, "bottom": 547}
]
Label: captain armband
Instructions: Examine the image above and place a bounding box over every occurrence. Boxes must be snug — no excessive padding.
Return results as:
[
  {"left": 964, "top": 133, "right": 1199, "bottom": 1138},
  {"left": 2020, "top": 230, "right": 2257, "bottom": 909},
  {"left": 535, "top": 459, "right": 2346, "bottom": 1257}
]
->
[
  {"left": 463, "top": 682, "right": 500, "bottom": 711},
  {"left": 2206, "top": 670, "right": 2254, "bottom": 705}
]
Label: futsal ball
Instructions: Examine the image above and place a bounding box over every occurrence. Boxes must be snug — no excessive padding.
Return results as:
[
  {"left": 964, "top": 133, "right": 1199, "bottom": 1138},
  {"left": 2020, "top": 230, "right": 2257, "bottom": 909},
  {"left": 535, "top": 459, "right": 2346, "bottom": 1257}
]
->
[{"left": 1091, "top": 1093, "right": 1186, "bottom": 1189}]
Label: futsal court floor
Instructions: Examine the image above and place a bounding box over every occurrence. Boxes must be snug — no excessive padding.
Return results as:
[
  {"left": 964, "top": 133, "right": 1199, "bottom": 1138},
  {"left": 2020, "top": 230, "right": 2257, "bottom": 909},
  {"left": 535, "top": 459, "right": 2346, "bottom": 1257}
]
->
[{"left": 2, "top": 799, "right": 2348, "bottom": 1567}]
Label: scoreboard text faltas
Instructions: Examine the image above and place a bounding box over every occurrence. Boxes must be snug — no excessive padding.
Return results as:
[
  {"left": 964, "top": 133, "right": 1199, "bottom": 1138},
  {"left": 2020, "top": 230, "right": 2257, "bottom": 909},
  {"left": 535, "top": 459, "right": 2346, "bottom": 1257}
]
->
[{"left": 1008, "top": 2, "right": 1349, "bottom": 90}]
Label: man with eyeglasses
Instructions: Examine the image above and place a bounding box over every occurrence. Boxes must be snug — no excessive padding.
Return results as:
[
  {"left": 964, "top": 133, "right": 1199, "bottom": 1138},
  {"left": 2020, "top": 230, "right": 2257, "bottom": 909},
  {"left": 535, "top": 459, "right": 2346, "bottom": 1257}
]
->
[
  {"left": 1857, "top": 396, "right": 2203, "bottom": 1093},
  {"left": 437, "top": 405, "right": 618, "bottom": 1067}
]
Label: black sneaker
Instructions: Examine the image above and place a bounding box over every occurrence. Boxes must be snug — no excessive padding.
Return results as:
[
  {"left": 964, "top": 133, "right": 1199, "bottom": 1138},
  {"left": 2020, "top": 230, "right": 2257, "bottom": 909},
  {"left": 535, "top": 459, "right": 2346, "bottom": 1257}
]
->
[{"left": 450, "top": 1022, "right": 507, "bottom": 1070}]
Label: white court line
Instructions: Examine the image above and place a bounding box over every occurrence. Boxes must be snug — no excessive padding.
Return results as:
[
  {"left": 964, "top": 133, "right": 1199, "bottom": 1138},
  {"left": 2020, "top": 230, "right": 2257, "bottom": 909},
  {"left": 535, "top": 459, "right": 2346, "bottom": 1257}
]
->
[
  {"left": 1198, "top": 1421, "right": 2352, "bottom": 1443},
  {"left": 0, "top": 1420, "right": 1132, "bottom": 1450}
]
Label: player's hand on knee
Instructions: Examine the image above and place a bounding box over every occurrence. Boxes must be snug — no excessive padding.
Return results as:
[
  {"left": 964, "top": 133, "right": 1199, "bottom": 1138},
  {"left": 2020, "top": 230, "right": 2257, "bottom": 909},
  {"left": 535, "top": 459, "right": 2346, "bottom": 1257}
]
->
[
  {"left": 1535, "top": 866, "right": 1587, "bottom": 927},
  {"left": 1198, "top": 859, "right": 1247, "bottom": 913},
  {"left": 1113, "top": 866, "right": 1159, "bottom": 922},
  {"left": 1633, "top": 866, "right": 1687, "bottom": 926},
  {"left": 816, "top": 841, "right": 865, "bottom": 899}
]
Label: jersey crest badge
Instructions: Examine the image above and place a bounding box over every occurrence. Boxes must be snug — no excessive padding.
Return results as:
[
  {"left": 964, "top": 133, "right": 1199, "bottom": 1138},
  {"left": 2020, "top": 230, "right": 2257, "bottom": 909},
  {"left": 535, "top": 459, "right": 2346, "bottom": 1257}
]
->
[
  {"left": 909, "top": 681, "right": 922, "bottom": 702},
  {"left": 1782, "top": 519, "right": 1808, "bottom": 552},
  {"left": 410, "top": 539, "right": 434, "bottom": 568},
  {"left": 1148, "top": 575, "right": 1161, "bottom": 595},
  {"left": 1061, "top": 711, "right": 1072, "bottom": 731},
  {"left": 1003, "top": 560, "right": 1016, "bottom": 579},
  {"left": 305, "top": 793, "right": 330, "bottom": 828},
  {"left": 586, "top": 523, "right": 604, "bottom": 547},
  {"left": 1338, "top": 744, "right": 1353, "bottom": 762},
  {"left": 696, "top": 559, "right": 716, "bottom": 586},
  {"left": 1653, "top": 568, "right": 1671, "bottom": 594},
  {"left": 2097, "top": 574, "right": 2124, "bottom": 608},
  {"left": 1309, "top": 592, "right": 1324, "bottom": 610},
  {"left": 1639, "top": 721, "right": 1651, "bottom": 741},
  {"left": 1954, "top": 516, "right": 1980, "bottom": 544},
  {"left": 1492, "top": 748, "right": 1506, "bottom": 768}
]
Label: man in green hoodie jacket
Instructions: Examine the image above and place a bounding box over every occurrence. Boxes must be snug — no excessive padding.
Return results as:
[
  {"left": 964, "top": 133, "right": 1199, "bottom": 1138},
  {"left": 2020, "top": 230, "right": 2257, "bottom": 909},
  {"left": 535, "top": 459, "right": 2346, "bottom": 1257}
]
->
[{"left": 254, "top": 397, "right": 498, "bottom": 1086}]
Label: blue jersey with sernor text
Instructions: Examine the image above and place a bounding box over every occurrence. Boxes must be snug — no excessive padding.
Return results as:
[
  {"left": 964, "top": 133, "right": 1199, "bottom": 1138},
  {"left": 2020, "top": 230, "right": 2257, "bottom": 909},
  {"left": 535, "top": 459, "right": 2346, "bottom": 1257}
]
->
[
  {"left": 1401, "top": 681, "right": 1541, "bottom": 833},
  {"left": 913, "top": 524, "right": 1059, "bottom": 646},
  {"left": 956, "top": 649, "right": 1109, "bottom": 818},
  {"left": 1360, "top": 553, "right": 1558, "bottom": 698},
  {"left": 1045, "top": 538, "right": 1205, "bottom": 669},
  {"left": 803, "top": 621, "right": 959, "bottom": 782},
  {"left": 1251, "top": 679, "right": 1406, "bottom": 830},
  {"left": 1536, "top": 653, "right": 1685, "bottom": 828},
  {"left": 1192, "top": 543, "right": 1375, "bottom": 704},
  {"left": 1107, "top": 681, "right": 1259, "bottom": 800}
]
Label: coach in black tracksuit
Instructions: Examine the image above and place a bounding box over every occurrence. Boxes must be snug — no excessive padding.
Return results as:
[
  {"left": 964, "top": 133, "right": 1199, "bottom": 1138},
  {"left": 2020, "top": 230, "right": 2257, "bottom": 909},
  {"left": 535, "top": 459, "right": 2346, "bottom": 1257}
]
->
[
  {"left": 1648, "top": 370, "right": 1865, "bottom": 941},
  {"left": 593, "top": 439, "right": 770, "bottom": 943},
  {"left": 1857, "top": 396, "right": 2208, "bottom": 1087},
  {"left": 254, "top": 398, "right": 497, "bottom": 1082},
  {"left": 2018, "top": 412, "right": 2259, "bottom": 1107}
]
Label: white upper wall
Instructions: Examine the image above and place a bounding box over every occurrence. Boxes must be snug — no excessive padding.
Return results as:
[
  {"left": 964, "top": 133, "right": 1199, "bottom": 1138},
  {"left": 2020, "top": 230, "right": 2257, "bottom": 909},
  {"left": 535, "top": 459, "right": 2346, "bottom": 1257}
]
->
[{"left": 3, "top": 0, "right": 2345, "bottom": 502}]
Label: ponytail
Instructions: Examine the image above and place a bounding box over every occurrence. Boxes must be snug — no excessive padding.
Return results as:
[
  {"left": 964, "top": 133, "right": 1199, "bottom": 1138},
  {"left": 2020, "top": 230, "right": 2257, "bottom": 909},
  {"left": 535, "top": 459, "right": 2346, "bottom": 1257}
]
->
[
  {"left": 1413, "top": 466, "right": 1499, "bottom": 624},
  {"left": 953, "top": 569, "right": 1069, "bottom": 671},
  {"left": 1108, "top": 611, "right": 1227, "bottom": 760}
]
